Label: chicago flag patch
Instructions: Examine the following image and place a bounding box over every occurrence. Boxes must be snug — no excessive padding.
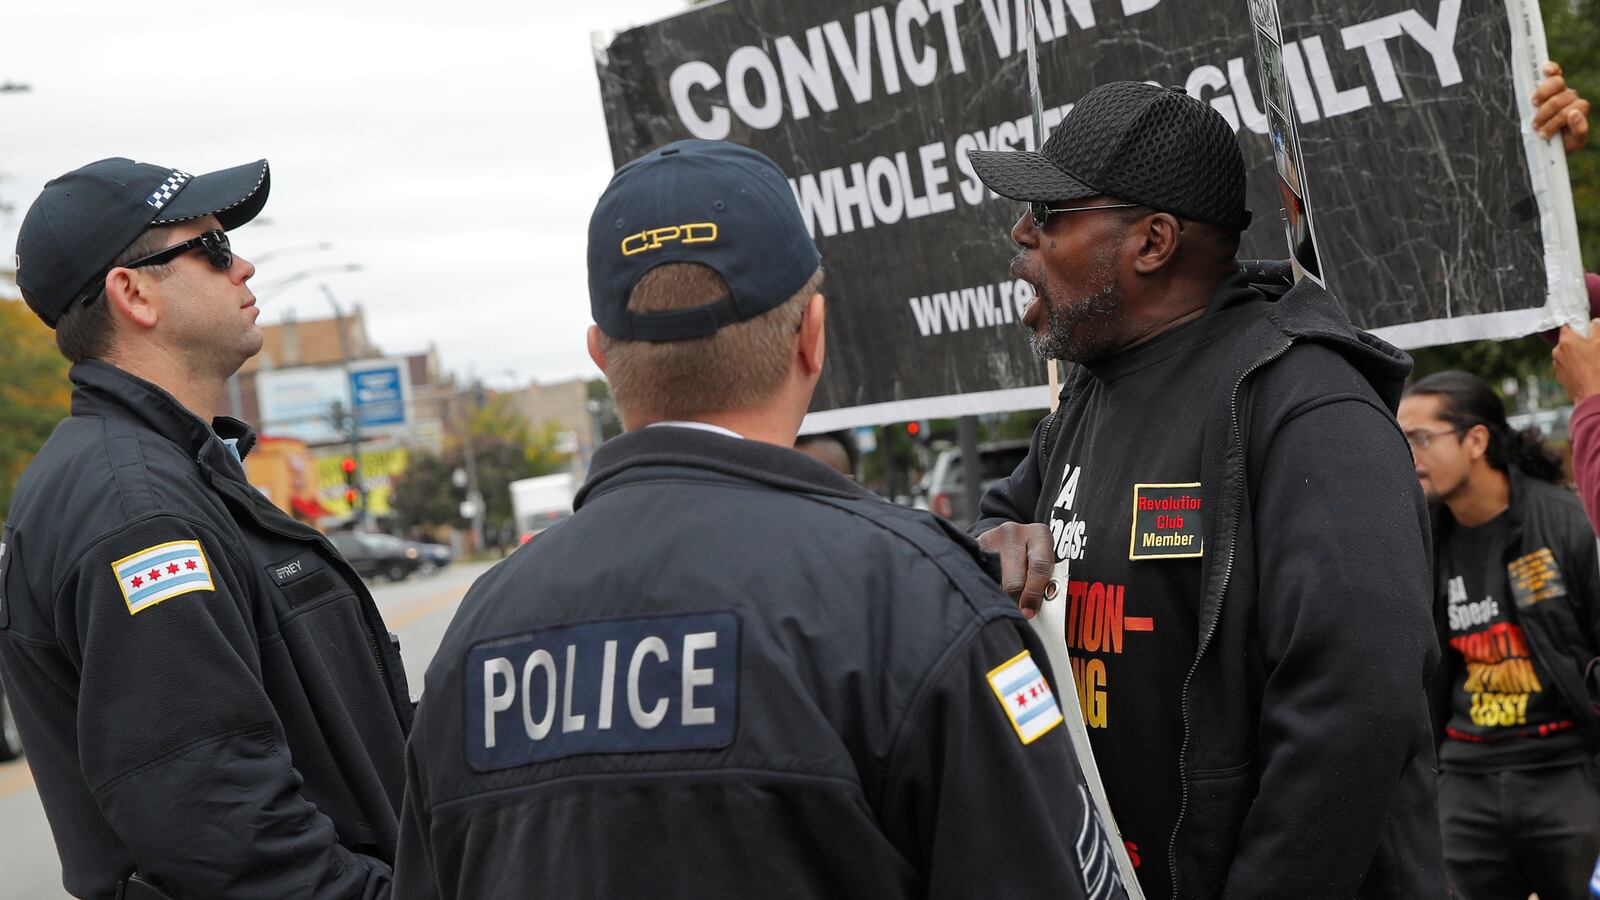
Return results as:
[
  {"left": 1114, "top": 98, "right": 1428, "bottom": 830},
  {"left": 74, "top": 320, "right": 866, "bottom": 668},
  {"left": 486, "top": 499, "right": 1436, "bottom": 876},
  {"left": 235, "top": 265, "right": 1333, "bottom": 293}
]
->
[
  {"left": 987, "top": 650, "right": 1064, "bottom": 744},
  {"left": 112, "top": 540, "right": 215, "bottom": 615}
]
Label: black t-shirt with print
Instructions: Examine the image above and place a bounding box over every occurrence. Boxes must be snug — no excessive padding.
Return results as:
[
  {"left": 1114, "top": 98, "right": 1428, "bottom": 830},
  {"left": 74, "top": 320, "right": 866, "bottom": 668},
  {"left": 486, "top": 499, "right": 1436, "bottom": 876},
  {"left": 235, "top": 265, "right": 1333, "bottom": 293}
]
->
[
  {"left": 1044, "top": 284, "right": 1269, "bottom": 898},
  {"left": 1438, "top": 511, "right": 1587, "bottom": 770}
]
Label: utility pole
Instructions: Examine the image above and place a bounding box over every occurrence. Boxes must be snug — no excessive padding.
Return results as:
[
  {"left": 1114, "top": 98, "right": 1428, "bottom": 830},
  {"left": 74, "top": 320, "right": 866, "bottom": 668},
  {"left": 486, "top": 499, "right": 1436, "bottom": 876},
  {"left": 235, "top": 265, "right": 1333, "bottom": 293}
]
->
[
  {"left": 322, "top": 284, "right": 367, "bottom": 524},
  {"left": 957, "top": 415, "right": 983, "bottom": 527},
  {"left": 458, "top": 382, "right": 486, "bottom": 552},
  {"left": 879, "top": 424, "right": 897, "bottom": 500}
]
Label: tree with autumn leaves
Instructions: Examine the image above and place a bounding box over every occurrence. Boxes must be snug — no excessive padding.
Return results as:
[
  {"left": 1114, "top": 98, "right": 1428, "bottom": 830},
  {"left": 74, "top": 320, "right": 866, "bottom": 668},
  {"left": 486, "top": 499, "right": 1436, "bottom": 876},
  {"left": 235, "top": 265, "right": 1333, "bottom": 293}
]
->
[
  {"left": 0, "top": 298, "right": 70, "bottom": 519},
  {"left": 387, "top": 393, "right": 572, "bottom": 544}
]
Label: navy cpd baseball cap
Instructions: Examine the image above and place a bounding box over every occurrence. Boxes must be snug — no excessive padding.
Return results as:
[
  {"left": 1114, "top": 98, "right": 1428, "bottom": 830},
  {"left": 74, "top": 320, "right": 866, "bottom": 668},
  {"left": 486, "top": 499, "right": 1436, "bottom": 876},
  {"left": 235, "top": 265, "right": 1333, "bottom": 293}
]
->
[
  {"left": 15, "top": 157, "right": 270, "bottom": 328},
  {"left": 587, "top": 139, "right": 820, "bottom": 342}
]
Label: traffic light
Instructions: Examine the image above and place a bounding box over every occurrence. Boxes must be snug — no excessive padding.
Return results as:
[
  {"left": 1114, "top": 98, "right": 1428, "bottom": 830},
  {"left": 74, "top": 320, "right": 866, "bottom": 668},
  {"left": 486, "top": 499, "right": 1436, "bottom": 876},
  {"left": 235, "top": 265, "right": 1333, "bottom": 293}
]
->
[
  {"left": 905, "top": 421, "right": 921, "bottom": 437},
  {"left": 341, "top": 457, "right": 360, "bottom": 508}
]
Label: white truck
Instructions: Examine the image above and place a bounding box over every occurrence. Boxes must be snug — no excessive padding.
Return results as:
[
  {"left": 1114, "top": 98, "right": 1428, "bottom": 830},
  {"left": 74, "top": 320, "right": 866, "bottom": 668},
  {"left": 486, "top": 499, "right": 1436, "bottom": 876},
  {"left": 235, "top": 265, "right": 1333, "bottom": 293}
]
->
[{"left": 509, "top": 472, "right": 577, "bottom": 544}]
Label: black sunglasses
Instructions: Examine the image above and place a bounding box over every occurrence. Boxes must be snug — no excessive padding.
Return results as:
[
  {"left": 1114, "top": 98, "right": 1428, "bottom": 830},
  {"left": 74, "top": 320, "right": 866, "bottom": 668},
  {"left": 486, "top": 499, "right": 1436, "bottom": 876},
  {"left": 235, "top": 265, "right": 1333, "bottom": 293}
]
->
[
  {"left": 1028, "top": 201, "right": 1141, "bottom": 229},
  {"left": 125, "top": 229, "right": 234, "bottom": 271},
  {"left": 78, "top": 230, "right": 234, "bottom": 307}
]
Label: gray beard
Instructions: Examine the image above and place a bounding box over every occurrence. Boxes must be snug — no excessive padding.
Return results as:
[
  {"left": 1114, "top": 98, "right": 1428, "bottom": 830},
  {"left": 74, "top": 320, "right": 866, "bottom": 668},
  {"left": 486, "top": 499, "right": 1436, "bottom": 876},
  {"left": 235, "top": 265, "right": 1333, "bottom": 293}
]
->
[{"left": 1030, "top": 280, "right": 1121, "bottom": 363}]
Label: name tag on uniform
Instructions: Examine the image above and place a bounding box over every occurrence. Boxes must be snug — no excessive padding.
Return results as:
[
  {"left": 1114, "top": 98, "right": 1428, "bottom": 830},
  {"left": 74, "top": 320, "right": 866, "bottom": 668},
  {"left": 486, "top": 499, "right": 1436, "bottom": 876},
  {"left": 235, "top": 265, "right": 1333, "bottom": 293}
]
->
[
  {"left": 265, "top": 552, "right": 334, "bottom": 609},
  {"left": 268, "top": 553, "right": 320, "bottom": 587},
  {"left": 1129, "top": 483, "right": 1203, "bottom": 560},
  {"left": 466, "top": 611, "right": 739, "bottom": 772}
]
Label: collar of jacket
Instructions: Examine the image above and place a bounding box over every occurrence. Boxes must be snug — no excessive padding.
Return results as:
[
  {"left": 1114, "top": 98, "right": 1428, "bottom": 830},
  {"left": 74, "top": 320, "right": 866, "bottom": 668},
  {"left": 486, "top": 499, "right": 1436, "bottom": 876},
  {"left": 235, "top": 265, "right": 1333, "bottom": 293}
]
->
[
  {"left": 1431, "top": 466, "right": 1529, "bottom": 548},
  {"left": 68, "top": 359, "right": 258, "bottom": 472},
  {"left": 576, "top": 425, "right": 874, "bottom": 509}
]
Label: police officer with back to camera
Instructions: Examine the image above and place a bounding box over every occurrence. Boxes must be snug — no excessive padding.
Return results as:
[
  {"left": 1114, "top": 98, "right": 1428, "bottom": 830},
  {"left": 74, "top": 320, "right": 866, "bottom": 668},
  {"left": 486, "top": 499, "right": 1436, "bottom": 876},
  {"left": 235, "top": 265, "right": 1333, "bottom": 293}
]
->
[
  {"left": 0, "top": 159, "right": 412, "bottom": 899},
  {"left": 394, "top": 139, "right": 1128, "bottom": 900}
]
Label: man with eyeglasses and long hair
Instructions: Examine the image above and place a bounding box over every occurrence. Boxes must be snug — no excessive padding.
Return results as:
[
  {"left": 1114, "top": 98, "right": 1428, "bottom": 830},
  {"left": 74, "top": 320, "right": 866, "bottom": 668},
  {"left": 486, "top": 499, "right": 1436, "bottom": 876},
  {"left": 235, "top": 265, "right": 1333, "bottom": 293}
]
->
[
  {"left": 0, "top": 159, "right": 413, "bottom": 899},
  {"left": 1399, "top": 371, "right": 1600, "bottom": 900},
  {"left": 962, "top": 81, "right": 1445, "bottom": 898}
]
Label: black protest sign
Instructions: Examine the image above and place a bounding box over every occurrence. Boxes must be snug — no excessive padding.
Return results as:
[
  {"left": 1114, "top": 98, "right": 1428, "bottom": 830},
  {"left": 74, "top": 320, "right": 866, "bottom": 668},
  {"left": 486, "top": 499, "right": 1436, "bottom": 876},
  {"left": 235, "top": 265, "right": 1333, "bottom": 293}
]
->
[{"left": 596, "top": 0, "right": 1568, "bottom": 425}]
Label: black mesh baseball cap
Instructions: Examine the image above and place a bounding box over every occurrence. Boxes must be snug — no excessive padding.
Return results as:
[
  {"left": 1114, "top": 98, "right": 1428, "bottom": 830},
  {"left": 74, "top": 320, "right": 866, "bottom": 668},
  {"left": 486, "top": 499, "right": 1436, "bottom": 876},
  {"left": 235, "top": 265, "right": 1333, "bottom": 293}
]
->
[
  {"left": 588, "top": 139, "right": 821, "bottom": 342},
  {"left": 968, "top": 81, "right": 1251, "bottom": 231},
  {"left": 15, "top": 157, "right": 270, "bottom": 328}
]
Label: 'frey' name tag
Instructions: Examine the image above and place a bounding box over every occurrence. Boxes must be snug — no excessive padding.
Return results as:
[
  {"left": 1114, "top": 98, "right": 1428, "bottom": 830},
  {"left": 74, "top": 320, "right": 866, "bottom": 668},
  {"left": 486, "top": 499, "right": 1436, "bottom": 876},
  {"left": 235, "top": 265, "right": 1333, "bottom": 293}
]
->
[
  {"left": 466, "top": 611, "right": 739, "bottom": 772},
  {"left": 1129, "top": 483, "right": 1203, "bottom": 560},
  {"left": 267, "top": 553, "right": 324, "bottom": 587}
]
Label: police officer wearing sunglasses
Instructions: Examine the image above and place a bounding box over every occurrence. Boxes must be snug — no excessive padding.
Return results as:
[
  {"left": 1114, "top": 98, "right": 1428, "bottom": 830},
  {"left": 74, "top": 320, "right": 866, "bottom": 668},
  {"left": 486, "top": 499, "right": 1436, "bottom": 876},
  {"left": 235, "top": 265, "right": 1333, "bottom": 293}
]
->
[{"left": 0, "top": 159, "right": 413, "bottom": 899}]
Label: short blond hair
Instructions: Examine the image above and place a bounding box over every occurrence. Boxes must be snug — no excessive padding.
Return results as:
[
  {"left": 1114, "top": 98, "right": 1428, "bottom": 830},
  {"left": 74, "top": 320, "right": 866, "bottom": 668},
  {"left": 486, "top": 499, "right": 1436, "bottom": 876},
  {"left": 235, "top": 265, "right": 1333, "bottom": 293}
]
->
[{"left": 600, "top": 263, "right": 823, "bottom": 421}]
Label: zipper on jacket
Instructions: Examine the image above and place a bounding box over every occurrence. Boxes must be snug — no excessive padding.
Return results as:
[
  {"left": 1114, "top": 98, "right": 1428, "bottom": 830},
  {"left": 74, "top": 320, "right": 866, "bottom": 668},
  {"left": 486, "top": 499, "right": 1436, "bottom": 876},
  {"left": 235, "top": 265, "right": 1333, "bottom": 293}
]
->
[
  {"left": 1166, "top": 338, "right": 1292, "bottom": 898},
  {"left": 364, "top": 626, "right": 389, "bottom": 682},
  {"left": 1040, "top": 407, "right": 1059, "bottom": 460}
]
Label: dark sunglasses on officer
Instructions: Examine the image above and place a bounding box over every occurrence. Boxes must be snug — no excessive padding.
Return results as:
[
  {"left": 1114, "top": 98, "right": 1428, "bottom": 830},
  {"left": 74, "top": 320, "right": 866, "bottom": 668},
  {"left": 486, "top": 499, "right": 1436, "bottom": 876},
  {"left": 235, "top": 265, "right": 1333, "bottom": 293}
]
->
[{"left": 77, "top": 229, "right": 234, "bottom": 307}]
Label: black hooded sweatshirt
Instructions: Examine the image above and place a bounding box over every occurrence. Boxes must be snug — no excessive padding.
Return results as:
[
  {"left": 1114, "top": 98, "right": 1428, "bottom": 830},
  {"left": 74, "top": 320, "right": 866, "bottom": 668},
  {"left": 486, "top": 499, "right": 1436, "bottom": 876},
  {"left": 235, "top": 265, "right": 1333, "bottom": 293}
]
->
[{"left": 973, "top": 262, "right": 1446, "bottom": 900}]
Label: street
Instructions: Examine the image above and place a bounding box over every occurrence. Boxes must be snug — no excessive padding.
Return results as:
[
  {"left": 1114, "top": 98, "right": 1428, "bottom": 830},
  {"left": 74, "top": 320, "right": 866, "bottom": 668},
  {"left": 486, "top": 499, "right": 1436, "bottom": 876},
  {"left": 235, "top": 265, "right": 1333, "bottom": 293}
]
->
[{"left": 0, "top": 559, "right": 496, "bottom": 899}]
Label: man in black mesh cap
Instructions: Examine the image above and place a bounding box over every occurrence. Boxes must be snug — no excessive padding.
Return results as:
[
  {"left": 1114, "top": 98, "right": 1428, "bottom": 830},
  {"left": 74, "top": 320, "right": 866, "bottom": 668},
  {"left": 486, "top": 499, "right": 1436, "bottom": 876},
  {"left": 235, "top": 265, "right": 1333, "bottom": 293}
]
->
[{"left": 964, "top": 82, "right": 1444, "bottom": 899}]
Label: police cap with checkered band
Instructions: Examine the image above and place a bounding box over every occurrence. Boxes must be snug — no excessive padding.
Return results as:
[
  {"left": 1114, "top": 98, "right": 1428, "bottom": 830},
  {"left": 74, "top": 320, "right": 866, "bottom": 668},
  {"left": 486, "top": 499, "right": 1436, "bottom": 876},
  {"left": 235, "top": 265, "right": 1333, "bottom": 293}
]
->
[
  {"left": 15, "top": 157, "right": 270, "bottom": 328},
  {"left": 588, "top": 139, "right": 820, "bottom": 342}
]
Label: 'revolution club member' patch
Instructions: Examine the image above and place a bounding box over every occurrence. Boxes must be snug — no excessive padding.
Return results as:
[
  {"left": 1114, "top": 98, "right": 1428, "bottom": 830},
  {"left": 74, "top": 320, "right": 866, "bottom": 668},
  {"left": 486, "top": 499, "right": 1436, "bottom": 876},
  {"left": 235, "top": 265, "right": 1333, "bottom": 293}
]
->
[
  {"left": 466, "top": 611, "right": 739, "bottom": 772},
  {"left": 987, "top": 650, "right": 1063, "bottom": 744},
  {"left": 112, "top": 540, "right": 215, "bottom": 615},
  {"left": 1129, "top": 482, "right": 1204, "bottom": 560}
]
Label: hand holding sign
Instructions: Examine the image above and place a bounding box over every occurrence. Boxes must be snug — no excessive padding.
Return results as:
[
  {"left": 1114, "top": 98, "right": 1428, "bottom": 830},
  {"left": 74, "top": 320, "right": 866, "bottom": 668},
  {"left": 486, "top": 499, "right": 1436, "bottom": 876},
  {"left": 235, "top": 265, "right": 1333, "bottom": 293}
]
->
[
  {"left": 1551, "top": 276, "right": 1600, "bottom": 400},
  {"left": 1532, "top": 61, "right": 1590, "bottom": 153},
  {"left": 977, "top": 522, "right": 1055, "bottom": 618}
]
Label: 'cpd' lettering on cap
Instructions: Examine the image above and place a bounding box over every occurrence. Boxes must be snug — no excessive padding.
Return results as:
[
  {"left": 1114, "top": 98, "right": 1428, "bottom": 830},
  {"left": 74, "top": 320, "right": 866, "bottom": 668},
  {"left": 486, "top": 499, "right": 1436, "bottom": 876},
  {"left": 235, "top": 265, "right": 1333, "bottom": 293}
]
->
[
  {"left": 465, "top": 611, "right": 739, "bottom": 771},
  {"left": 620, "top": 222, "right": 718, "bottom": 256}
]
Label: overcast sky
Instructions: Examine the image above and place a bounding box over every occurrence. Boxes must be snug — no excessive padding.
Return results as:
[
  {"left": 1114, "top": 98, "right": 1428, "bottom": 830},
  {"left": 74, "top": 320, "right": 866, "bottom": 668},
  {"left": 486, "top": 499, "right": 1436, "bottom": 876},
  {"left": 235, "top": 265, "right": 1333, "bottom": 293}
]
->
[{"left": 1, "top": 0, "right": 687, "bottom": 389}]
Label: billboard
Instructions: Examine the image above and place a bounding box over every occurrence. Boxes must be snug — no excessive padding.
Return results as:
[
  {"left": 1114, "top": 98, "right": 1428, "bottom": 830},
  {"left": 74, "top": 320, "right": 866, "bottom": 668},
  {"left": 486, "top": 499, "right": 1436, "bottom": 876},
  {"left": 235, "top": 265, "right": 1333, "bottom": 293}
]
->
[
  {"left": 351, "top": 365, "right": 407, "bottom": 428},
  {"left": 256, "top": 358, "right": 415, "bottom": 444},
  {"left": 315, "top": 445, "right": 409, "bottom": 518},
  {"left": 595, "top": 0, "right": 1587, "bottom": 428}
]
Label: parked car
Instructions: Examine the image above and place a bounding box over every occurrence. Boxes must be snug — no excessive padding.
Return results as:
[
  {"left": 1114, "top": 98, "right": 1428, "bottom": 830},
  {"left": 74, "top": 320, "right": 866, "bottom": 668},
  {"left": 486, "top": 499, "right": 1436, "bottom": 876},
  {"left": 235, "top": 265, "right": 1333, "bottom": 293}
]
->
[
  {"left": 0, "top": 678, "right": 23, "bottom": 761},
  {"left": 327, "top": 531, "right": 424, "bottom": 583},
  {"left": 410, "top": 541, "right": 452, "bottom": 575},
  {"left": 920, "top": 439, "right": 1032, "bottom": 528}
]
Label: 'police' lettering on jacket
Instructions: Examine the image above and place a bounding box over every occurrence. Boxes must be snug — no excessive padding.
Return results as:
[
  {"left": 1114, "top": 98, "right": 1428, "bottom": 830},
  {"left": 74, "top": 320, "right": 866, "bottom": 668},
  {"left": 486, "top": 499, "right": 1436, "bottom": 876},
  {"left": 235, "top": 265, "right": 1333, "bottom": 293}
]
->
[{"left": 466, "top": 611, "right": 739, "bottom": 771}]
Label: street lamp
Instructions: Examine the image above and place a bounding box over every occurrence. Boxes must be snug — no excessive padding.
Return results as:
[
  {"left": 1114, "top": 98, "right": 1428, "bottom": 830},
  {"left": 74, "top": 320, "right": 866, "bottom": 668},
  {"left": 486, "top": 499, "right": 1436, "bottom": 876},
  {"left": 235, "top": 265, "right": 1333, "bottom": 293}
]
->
[
  {"left": 450, "top": 369, "right": 517, "bottom": 554},
  {"left": 254, "top": 263, "right": 363, "bottom": 300},
  {"left": 253, "top": 241, "right": 334, "bottom": 265}
]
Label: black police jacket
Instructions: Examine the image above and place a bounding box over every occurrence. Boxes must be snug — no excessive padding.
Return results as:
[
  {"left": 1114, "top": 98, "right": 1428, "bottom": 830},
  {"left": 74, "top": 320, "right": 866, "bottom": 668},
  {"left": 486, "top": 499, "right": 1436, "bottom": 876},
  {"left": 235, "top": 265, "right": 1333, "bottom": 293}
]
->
[
  {"left": 974, "top": 263, "right": 1445, "bottom": 900},
  {"left": 395, "top": 426, "right": 1128, "bottom": 900},
  {"left": 0, "top": 361, "right": 413, "bottom": 899},
  {"left": 1428, "top": 469, "right": 1600, "bottom": 754}
]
